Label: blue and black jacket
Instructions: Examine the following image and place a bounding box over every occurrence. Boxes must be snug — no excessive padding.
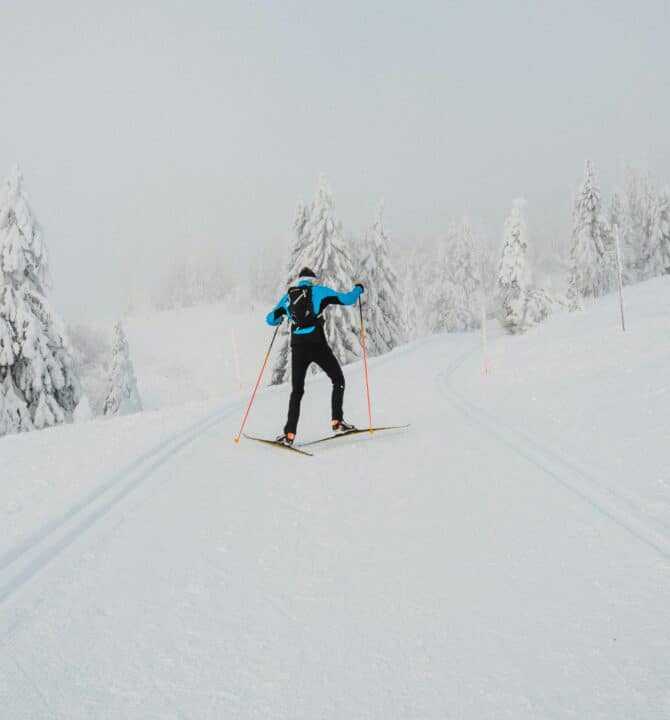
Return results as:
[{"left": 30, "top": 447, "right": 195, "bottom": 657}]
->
[{"left": 266, "top": 279, "right": 362, "bottom": 346}]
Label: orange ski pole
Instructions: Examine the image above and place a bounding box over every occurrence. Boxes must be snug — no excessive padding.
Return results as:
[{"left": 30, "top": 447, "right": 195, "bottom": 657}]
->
[
  {"left": 234, "top": 324, "right": 281, "bottom": 443},
  {"left": 358, "top": 299, "right": 373, "bottom": 432}
]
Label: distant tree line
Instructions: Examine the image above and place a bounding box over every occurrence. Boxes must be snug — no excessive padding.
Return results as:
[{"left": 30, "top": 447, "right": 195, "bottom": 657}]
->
[{"left": 1, "top": 160, "right": 667, "bottom": 438}]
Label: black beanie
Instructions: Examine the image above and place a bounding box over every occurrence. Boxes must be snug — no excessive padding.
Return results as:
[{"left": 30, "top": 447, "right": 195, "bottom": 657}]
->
[{"left": 298, "top": 267, "right": 317, "bottom": 279}]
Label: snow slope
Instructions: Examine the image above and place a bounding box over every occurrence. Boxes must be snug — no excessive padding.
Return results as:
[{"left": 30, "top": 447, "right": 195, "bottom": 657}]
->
[
  {"left": 1, "top": 278, "right": 669, "bottom": 719},
  {"left": 124, "top": 299, "right": 269, "bottom": 411}
]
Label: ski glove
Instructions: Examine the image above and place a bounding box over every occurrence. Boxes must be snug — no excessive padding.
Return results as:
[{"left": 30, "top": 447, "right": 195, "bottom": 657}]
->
[{"left": 354, "top": 281, "right": 365, "bottom": 293}]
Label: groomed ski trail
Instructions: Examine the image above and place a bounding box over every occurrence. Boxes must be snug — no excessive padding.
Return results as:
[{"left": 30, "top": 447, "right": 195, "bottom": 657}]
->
[
  {"left": 0, "top": 400, "right": 243, "bottom": 632},
  {"left": 2, "top": 284, "right": 669, "bottom": 719},
  {"left": 437, "top": 341, "right": 670, "bottom": 561}
]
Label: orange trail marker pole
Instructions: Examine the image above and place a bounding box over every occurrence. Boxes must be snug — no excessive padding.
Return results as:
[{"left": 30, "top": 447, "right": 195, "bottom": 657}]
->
[
  {"left": 358, "top": 299, "right": 373, "bottom": 432},
  {"left": 234, "top": 324, "right": 280, "bottom": 443}
]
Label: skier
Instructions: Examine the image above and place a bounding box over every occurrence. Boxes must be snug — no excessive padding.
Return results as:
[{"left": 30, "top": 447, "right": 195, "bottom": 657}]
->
[{"left": 266, "top": 267, "right": 364, "bottom": 446}]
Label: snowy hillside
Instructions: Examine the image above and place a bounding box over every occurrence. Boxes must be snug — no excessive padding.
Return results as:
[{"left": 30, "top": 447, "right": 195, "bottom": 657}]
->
[
  {"left": 124, "top": 299, "right": 269, "bottom": 410},
  {"left": 1, "top": 278, "right": 669, "bottom": 719}
]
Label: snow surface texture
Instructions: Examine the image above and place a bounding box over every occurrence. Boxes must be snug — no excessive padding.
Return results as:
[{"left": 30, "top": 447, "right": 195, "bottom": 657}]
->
[{"left": 1, "top": 278, "right": 669, "bottom": 719}]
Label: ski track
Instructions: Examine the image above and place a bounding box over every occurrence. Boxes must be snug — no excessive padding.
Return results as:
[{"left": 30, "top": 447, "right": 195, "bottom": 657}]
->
[
  {"left": 0, "top": 339, "right": 423, "bottom": 637},
  {"left": 438, "top": 341, "right": 670, "bottom": 562},
  {"left": 0, "top": 399, "right": 243, "bottom": 635}
]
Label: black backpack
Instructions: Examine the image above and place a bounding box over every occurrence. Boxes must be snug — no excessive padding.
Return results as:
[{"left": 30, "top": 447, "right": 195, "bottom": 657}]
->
[{"left": 287, "top": 285, "right": 318, "bottom": 329}]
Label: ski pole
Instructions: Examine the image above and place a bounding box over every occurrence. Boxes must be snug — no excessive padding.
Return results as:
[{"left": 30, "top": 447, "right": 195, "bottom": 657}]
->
[
  {"left": 358, "top": 299, "right": 373, "bottom": 432},
  {"left": 234, "top": 324, "right": 281, "bottom": 443}
]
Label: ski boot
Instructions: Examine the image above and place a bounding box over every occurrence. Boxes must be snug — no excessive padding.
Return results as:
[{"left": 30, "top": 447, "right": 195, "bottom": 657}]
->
[
  {"left": 275, "top": 432, "right": 295, "bottom": 446},
  {"left": 331, "top": 419, "right": 356, "bottom": 433}
]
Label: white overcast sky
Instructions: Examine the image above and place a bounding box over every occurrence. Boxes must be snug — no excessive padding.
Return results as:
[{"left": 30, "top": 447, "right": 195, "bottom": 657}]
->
[{"left": 1, "top": 0, "right": 668, "bottom": 320}]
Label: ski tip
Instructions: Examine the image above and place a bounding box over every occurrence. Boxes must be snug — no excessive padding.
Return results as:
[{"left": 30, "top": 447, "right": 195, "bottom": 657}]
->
[{"left": 234, "top": 437, "right": 240, "bottom": 444}]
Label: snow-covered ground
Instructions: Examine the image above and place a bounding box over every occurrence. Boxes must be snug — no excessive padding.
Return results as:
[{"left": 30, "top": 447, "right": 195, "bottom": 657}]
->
[
  {"left": 1, "top": 279, "right": 669, "bottom": 719},
  {"left": 124, "top": 299, "right": 269, "bottom": 410}
]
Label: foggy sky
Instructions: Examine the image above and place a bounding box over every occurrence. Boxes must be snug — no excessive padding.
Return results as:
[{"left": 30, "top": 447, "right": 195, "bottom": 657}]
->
[{"left": 1, "top": 0, "right": 668, "bottom": 321}]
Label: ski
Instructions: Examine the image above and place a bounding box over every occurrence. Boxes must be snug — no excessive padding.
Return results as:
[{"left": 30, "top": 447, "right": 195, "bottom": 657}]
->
[
  {"left": 243, "top": 434, "right": 314, "bottom": 456},
  {"left": 299, "top": 424, "right": 410, "bottom": 447}
]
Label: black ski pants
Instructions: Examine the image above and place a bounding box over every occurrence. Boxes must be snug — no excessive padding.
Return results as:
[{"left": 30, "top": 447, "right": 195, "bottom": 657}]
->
[{"left": 285, "top": 341, "right": 345, "bottom": 435}]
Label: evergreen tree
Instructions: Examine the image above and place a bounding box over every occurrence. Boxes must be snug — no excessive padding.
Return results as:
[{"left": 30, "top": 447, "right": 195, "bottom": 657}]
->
[
  {"left": 656, "top": 186, "right": 670, "bottom": 274},
  {"left": 0, "top": 164, "right": 80, "bottom": 437},
  {"left": 426, "top": 220, "right": 481, "bottom": 333},
  {"left": 620, "top": 169, "right": 640, "bottom": 283},
  {"left": 610, "top": 191, "right": 624, "bottom": 234},
  {"left": 524, "top": 286, "right": 555, "bottom": 327},
  {"left": 270, "top": 200, "right": 310, "bottom": 385},
  {"left": 635, "top": 173, "right": 661, "bottom": 280},
  {"left": 567, "top": 160, "right": 610, "bottom": 302},
  {"left": 296, "top": 176, "right": 360, "bottom": 366},
  {"left": 0, "top": 375, "right": 33, "bottom": 435},
  {"left": 621, "top": 168, "right": 661, "bottom": 283},
  {"left": 496, "top": 198, "right": 529, "bottom": 333},
  {"left": 403, "top": 240, "right": 433, "bottom": 339},
  {"left": 359, "top": 205, "right": 406, "bottom": 355},
  {"left": 476, "top": 241, "right": 498, "bottom": 319},
  {"left": 426, "top": 224, "right": 459, "bottom": 333},
  {"left": 103, "top": 322, "right": 142, "bottom": 416},
  {"left": 293, "top": 200, "right": 309, "bottom": 250},
  {"left": 401, "top": 260, "right": 419, "bottom": 341},
  {"left": 448, "top": 219, "right": 481, "bottom": 331}
]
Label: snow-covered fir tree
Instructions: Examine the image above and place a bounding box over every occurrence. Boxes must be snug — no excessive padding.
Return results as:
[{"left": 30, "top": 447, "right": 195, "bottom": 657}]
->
[
  {"left": 609, "top": 191, "right": 624, "bottom": 236},
  {"left": 426, "top": 224, "right": 459, "bottom": 333},
  {"left": 476, "top": 241, "right": 497, "bottom": 300},
  {"left": 449, "top": 219, "right": 481, "bottom": 331},
  {"left": 524, "top": 286, "right": 556, "bottom": 327},
  {"left": 401, "top": 258, "right": 419, "bottom": 340},
  {"left": 496, "top": 198, "right": 530, "bottom": 333},
  {"left": 103, "top": 322, "right": 142, "bottom": 416},
  {"left": 359, "top": 206, "right": 406, "bottom": 356},
  {"left": 634, "top": 172, "right": 661, "bottom": 281},
  {"left": 0, "top": 164, "right": 80, "bottom": 437},
  {"left": 270, "top": 200, "right": 311, "bottom": 385},
  {"left": 293, "top": 176, "right": 360, "bottom": 366},
  {"left": 0, "top": 376, "right": 33, "bottom": 436},
  {"left": 402, "top": 240, "right": 433, "bottom": 339},
  {"left": 566, "top": 160, "right": 610, "bottom": 304},
  {"left": 620, "top": 168, "right": 661, "bottom": 283},
  {"left": 427, "top": 220, "right": 482, "bottom": 333},
  {"left": 655, "top": 186, "right": 670, "bottom": 274},
  {"left": 290, "top": 200, "right": 310, "bottom": 265}
]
